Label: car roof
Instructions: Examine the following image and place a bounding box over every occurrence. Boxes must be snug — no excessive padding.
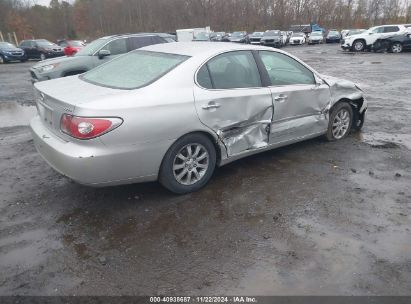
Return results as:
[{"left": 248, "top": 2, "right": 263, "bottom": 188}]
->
[
  {"left": 101, "top": 33, "right": 173, "bottom": 39},
  {"left": 140, "top": 42, "right": 274, "bottom": 57}
]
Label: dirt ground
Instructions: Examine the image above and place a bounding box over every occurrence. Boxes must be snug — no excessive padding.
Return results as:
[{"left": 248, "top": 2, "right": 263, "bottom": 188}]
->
[{"left": 0, "top": 44, "right": 410, "bottom": 296}]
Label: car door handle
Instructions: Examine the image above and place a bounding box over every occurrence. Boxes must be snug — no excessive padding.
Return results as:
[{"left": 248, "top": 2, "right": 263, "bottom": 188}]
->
[
  {"left": 274, "top": 94, "right": 288, "bottom": 102},
  {"left": 202, "top": 102, "right": 221, "bottom": 110}
]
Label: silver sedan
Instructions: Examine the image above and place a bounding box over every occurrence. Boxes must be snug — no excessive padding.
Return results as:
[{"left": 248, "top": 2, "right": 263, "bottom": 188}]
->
[{"left": 30, "top": 42, "right": 367, "bottom": 194}]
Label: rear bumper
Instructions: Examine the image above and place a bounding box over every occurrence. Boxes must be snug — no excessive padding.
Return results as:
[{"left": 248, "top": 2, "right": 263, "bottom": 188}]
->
[{"left": 30, "top": 116, "right": 164, "bottom": 186}]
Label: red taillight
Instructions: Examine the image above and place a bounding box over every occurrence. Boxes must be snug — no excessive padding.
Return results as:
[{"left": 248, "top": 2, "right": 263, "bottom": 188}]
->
[{"left": 60, "top": 114, "right": 122, "bottom": 139}]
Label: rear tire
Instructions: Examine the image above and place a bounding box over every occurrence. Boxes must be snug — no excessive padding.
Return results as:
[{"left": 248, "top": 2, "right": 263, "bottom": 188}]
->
[
  {"left": 159, "top": 133, "right": 216, "bottom": 194},
  {"left": 326, "top": 102, "right": 353, "bottom": 141}
]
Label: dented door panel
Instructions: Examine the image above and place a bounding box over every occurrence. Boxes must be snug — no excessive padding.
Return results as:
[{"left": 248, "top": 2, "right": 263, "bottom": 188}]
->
[
  {"left": 269, "top": 84, "right": 331, "bottom": 144},
  {"left": 193, "top": 87, "right": 273, "bottom": 156}
]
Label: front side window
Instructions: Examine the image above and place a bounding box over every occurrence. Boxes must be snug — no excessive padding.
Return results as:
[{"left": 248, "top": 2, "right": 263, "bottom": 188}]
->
[
  {"left": 100, "top": 38, "right": 128, "bottom": 55},
  {"left": 259, "top": 51, "right": 315, "bottom": 86},
  {"left": 199, "top": 51, "right": 261, "bottom": 90},
  {"left": 371, "top": 27, "right": 384, "bottom": 34},
  {"left": 76, "top": 38, "right": 109, "bottom": 56},
  {"left": 82, "top": 50, "right": 189, "bottom": 90}
]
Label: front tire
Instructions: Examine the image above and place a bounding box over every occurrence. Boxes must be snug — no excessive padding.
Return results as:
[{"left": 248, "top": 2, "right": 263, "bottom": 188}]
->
[
  {"left": 391, "top": 42, "right": 403, "bottom": 53},
  {"left": 326, "top": 102, "right": 353, "bottom": 141},
  {"left": 352, "top": 40, "right": 365, "bottom": 52},
  {"left": 159, "top": 133, "right": 216, "bottom": 194}
]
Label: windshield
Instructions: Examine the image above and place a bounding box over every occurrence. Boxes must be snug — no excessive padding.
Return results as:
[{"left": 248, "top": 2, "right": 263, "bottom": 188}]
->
[
  {"left": 232, "top": 32, "right": 244, "bottom": 37},
  {"left": 293, "top": 33, "right": 304, "bottom": 37},
  {"left": 69, "top": 40, "right": 85, "bottom": 47},
  {"left": 311, "top": 32, "right": 322, "bottom": 36},
  {"left": 81, "top": 51, "right": 189, "bottom": 90},
  {"left": 76, "top": 38, "right": 109, "bottom": 56},
  {"left": 0, "top": 42, "right": 16, "bottom": 48},
  {"left": 328, "top": 31, "right": 339, "bottom": 35},
  {"left": 252, "top": 32, "right": 263, "bottom": 36},
  {"left": 264, "top": 31, "right": 280, "bottom": 37},
  {"left": 36, "top": 40, "right": 55, "bottom": 47}
]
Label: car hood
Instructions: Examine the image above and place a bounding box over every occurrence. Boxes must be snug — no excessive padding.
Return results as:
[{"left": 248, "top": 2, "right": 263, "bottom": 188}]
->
[
  {"left": 1, "top": 47, "right": 24, "bottom": 52},
  {"left": 34, "top": 74, "right": 123, "bottom": 106},
  {"left": 229, "top": 37, "right": 244, "bottom": 41},
  {"left": 310, "top": 36, "right": 322, "bottom": 39},
  {"left": 262, "top": 36, "right": 280, "bottom": 40},
  {"left": 32, "top": 55, "right": 86, "bottom": 68}
]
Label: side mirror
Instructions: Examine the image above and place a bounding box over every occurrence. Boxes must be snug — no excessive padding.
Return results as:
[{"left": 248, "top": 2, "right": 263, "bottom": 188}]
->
[
  {"left": 98, "top": 49, "right": 111, "bottom": 59},
  {"left": 369, "top": 32, "right": 373, "bottom": 35}
]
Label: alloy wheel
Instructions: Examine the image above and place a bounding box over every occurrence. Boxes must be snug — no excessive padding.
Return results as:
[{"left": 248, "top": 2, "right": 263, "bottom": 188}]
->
[
  {"left": 332, "top": 109, "right": 351, "bottom": 139},
  {"left": 40, "top": 54, "right": 46, "bottom": 61},
  {"left": 0, "top": 56, "right": 4, "bottom": 64},
  {"left": 354, "top": 41, "right": 364, "bottom": 51},
  {"left": 391, "top": 43, "right": 402, "bottom": 53},
  {"left": 173, "top": 144, "right": 209, "bottom": 186}
]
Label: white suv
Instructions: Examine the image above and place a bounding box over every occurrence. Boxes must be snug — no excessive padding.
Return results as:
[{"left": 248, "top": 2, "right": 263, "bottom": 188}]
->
[{"left": 341, "top": 24, "right": 408, "bottom": 51}]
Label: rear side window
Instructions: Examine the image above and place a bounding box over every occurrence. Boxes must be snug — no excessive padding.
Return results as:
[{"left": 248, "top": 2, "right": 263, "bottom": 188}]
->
[
  {"left": 82, "top": 50, "right": 189, "bottom": 89},
  {"left": 201, "top": 51, "right": 261, "bottom": 89},
  {"left": 259, "top": 51, "right": 315, "bottom": 86},
  {"left": 128, "top": 36, "right": 164, "bottom": 51},
  {"left": 197, "top": 65, "right": 213, "bottom": 89},
  {"left": 384, "top": 26, "right": 400, "bottom": 33}
]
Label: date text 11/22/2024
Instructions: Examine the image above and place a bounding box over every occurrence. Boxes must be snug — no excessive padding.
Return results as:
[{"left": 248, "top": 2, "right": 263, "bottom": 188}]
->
[{"left": 149, "top": 297, "right": 257, "bottom": 303}]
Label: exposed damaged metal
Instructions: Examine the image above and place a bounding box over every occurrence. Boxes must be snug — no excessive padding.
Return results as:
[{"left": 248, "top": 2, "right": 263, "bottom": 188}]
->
[{"left": 217, "top": 106, "right": 272, "bottom": 156}]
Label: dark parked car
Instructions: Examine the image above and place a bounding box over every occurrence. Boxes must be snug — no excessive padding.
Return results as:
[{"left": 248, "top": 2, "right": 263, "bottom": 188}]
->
[
  {"left": 228, "top": 31, "right": 249, "bottom": 43},
  {"left": 57, "top": 39, "right": 85, "bottom": 56},
  {"left": 30, "top": 33, "right": 174, "bottom": 82},
  {"left": 373, "top": 33, "right": 411, "bottom": 53},
  {"left": 0, "top": 42, "right": 27, "bottom": 63},
  {"left": 249, "top": 32, "right": 264, "bottom": 45},
  {"left": 19, "top": 39, "right": 64, "bottom": 60},
  {"left": 326, "top": 30, "right": 341, "bottom": 43},
  {"left": 260, "top": 30, "right": 283, "bottom": 48},
  {"left": 210, "top": 32, "right": 226, "bottom": 42}
]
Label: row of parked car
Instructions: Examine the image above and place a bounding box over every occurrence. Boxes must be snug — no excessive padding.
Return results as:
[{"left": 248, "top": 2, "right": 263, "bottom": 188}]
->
[{"left": 205, "top": 29, "right": 350, "bottom": 46}]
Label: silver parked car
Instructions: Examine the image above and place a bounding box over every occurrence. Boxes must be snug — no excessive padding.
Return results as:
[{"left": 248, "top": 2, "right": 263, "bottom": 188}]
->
[{"left": 30, "top": 43, "right": 367, "bottom": 194}]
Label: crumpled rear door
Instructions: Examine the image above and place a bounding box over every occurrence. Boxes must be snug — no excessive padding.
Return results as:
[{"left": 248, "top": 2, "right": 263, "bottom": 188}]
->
[{"left": 193, "top": 87, "right": 273, "bottom": 156}]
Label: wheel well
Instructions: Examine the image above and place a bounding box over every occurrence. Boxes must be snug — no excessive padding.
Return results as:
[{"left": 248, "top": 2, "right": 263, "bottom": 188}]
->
[
  {"left": 331, "top": 98, "right": 364, "bottom": 128},
  {"left": 159, "top": 131, "right": 223, "bottom": 176}
]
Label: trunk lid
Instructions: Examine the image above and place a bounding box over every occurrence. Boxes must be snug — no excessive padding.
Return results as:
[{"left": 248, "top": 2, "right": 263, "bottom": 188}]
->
[{"left": 33, "top": 75, "right": 122, "bottom": 139}]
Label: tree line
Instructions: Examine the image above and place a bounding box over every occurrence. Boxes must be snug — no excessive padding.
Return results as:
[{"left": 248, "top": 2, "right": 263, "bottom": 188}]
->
[{"left": 1, "top": 0, "right": 411, "bottom": 43}]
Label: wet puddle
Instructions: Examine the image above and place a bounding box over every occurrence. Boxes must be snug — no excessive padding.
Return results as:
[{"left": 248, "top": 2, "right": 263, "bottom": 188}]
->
[
  {"left": 356, "top": 131, "right": 411, "bottom": 150},
  {"left": 0, "top": 101, "right": 37, "bottom": 128}
]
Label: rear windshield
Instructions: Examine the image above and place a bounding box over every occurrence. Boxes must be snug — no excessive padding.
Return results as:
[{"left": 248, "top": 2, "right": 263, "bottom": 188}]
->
[{"left": 81, "top": 50, "right": 189, "bottom": 90}]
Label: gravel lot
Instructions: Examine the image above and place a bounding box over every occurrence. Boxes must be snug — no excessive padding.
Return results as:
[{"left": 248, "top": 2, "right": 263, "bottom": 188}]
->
[{"left": 0, "top": 44, "right": 410, "bottom": 296}]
